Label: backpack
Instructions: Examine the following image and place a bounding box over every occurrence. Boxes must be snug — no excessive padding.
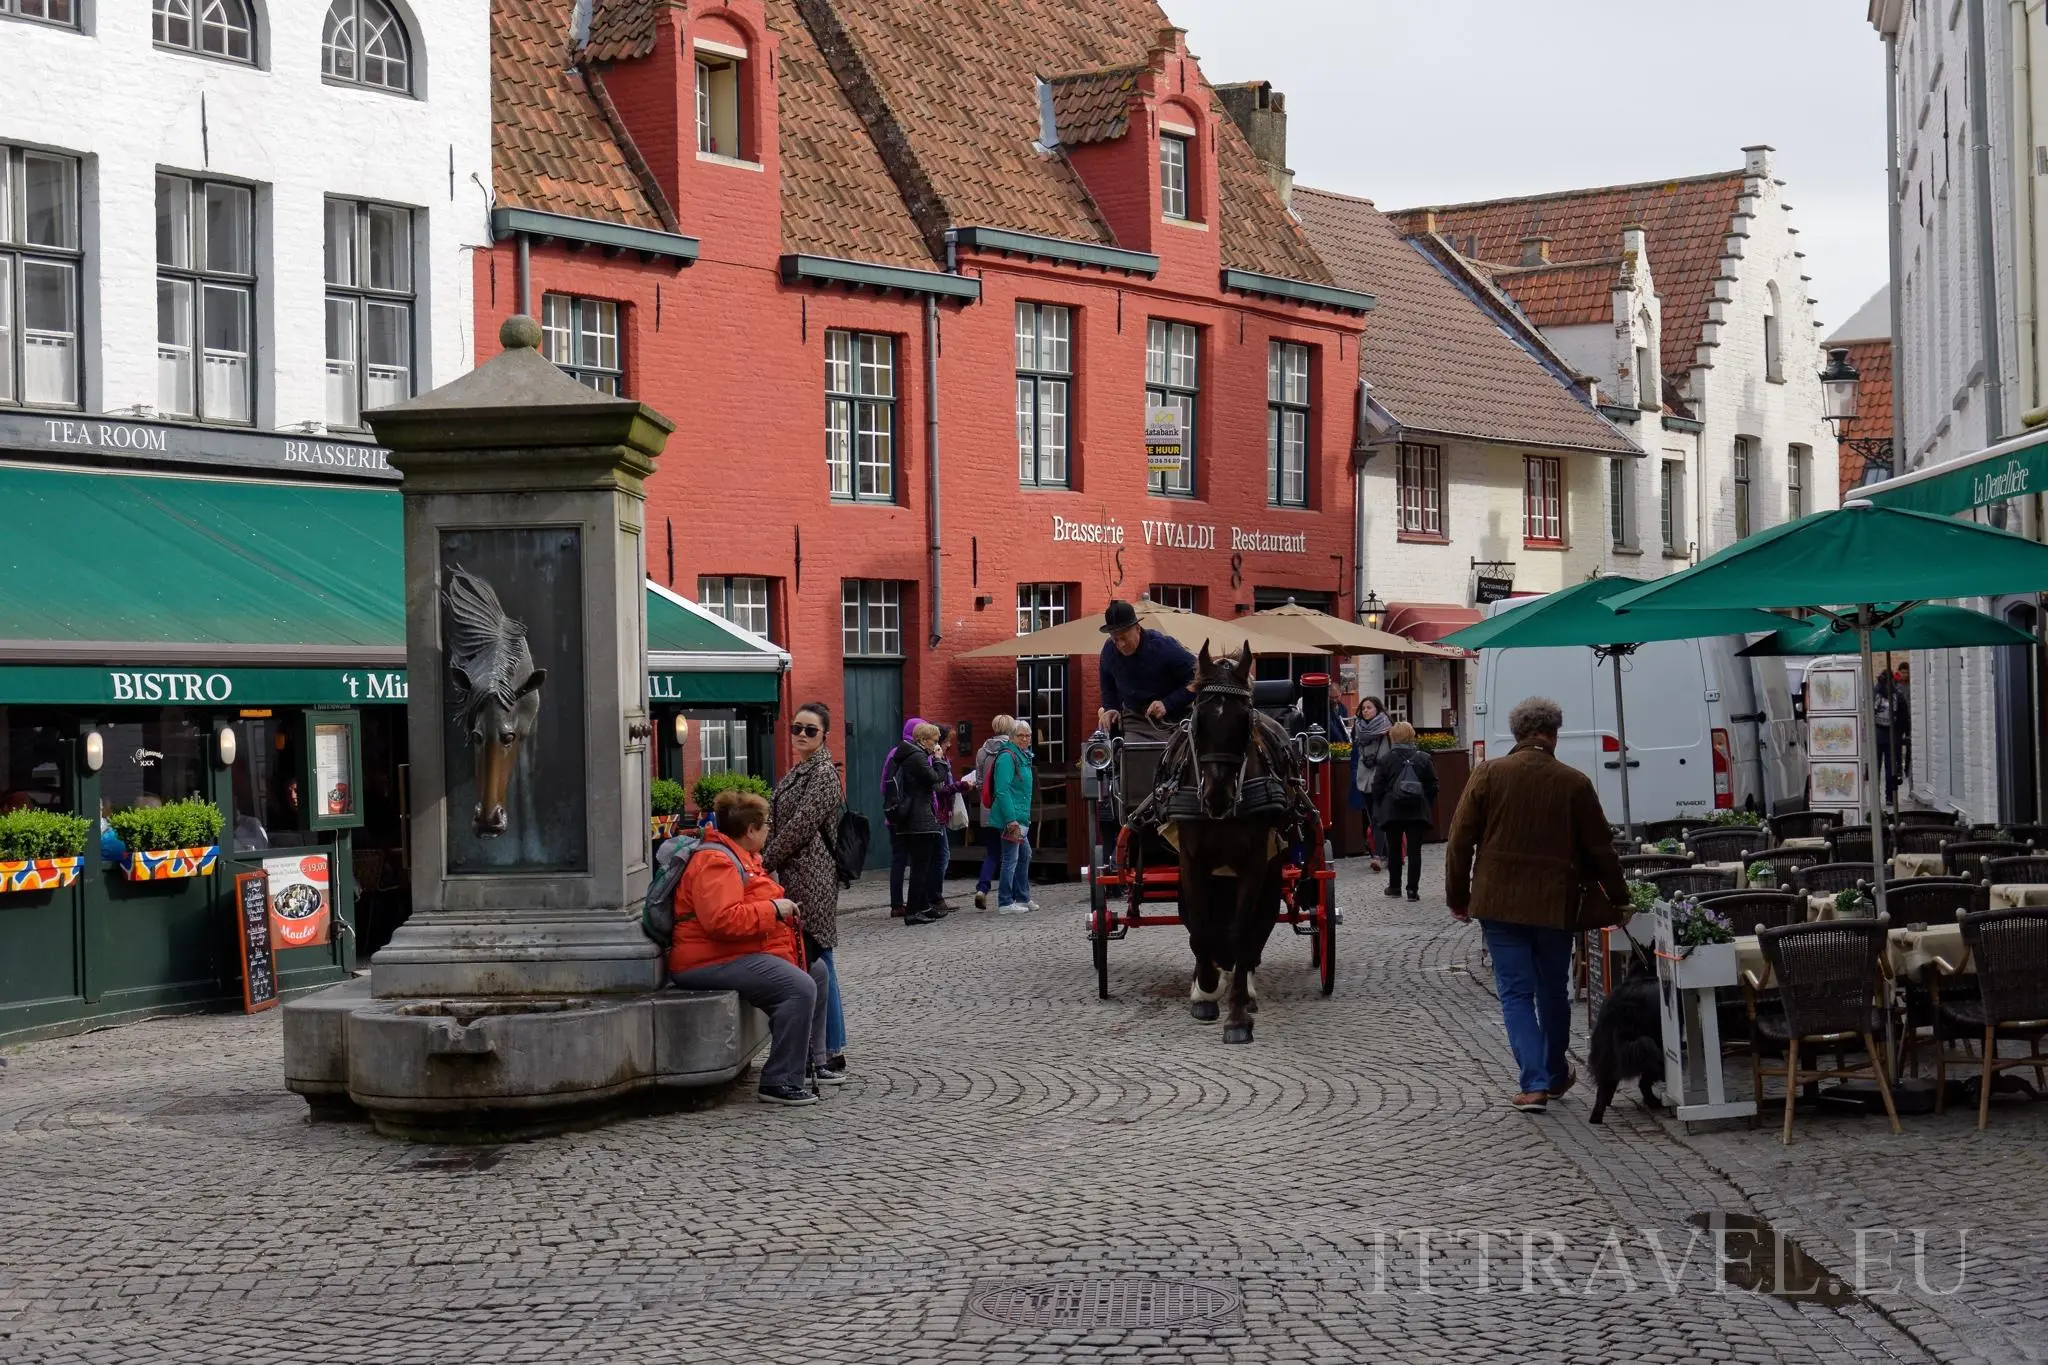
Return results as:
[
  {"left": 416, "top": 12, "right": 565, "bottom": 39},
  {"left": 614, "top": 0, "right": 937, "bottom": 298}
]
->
[
  {"left": 975, "top": 743, "right": 1001, "bottom": 809},
  {"left": 883, "top": 752, "right": 919, "bottom": 830},
  {"left": 1873, "top": 687, "right": 1894, "bottom": 728},
  {"left": 641, "top": 833, "right": 749, "bottom": 953},
  {"left": 828, "top": 806, "right": 870, "bottom": 887},
  {"left": 1393, "top": 756, "right": 1427, "bottom": 803}
]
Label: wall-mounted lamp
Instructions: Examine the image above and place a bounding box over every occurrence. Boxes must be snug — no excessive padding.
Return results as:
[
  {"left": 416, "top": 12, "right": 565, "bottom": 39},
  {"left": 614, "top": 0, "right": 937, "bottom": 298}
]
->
[
  {"left": 216, "top": 726, "right": 238, "bottom": 767},
  {"left": 82, "top": 730, "right": 104, "bottom": 773},
  {"left": 672, "top": 714, "right": 691, "bottom": 746},
  {"left": 1360, "top": 590, "right": 1387, "bottom": 632}
]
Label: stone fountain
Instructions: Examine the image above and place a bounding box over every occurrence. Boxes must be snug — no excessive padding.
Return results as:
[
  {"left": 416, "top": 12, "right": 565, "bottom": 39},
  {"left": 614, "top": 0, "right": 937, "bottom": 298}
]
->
[{"left": 281, "top": 317, "right": 765, "bottom": 1140}]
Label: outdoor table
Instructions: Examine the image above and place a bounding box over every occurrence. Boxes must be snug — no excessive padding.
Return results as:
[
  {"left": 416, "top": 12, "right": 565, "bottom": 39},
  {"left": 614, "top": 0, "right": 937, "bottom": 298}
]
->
[
  {"left": 1890, "top": 852, "right": 1946, "bottom": 879},
  {"left": 1989, "top": 883, "right": 2048, "bottom": 909},
  {"left": 1732, "top": 923, "right": 1971, "bottom": 991},
  {"left": 1701, "top": 861, "right": 1748, "bottom": 889},
  {"left": 1779, "top": 836, "right": 1830, "bottom": 851}
]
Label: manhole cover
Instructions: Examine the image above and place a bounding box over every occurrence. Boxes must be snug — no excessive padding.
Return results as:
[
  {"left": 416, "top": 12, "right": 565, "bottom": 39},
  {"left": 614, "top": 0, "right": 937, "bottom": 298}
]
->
[
  {"left": 967, "top": 1278, "right": 1241, "bottom": 1330},
  {"left": 389, "top": 1145, "right": 508, "bottom": 1174}
]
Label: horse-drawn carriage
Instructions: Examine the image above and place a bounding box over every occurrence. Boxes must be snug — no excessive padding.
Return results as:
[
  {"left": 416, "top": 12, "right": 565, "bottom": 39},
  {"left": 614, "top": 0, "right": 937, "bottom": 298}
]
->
[{"left": 1079, "top": 648, "right": 1340, "bottom": 1020}]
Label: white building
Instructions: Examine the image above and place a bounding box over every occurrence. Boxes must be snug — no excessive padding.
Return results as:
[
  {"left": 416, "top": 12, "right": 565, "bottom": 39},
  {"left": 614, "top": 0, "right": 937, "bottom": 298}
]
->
[
  {"left": 1392, "top": 148, "right": 1842, "bottom": 565},
  {"left": 1866, "top": 0, "right": 2048, "bottom": 822},
  {"left": 0, "top": 0, "right": 490, "bottom": 471}
]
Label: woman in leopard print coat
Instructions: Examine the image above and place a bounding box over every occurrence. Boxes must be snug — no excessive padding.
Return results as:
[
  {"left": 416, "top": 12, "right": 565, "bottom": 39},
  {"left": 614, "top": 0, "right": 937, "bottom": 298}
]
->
[{"left": 764, "top": 701, "right": 848, "bottom": 1071}]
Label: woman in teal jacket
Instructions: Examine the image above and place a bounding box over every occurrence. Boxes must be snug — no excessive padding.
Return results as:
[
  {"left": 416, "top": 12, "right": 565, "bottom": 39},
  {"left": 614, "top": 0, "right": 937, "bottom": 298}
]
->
[{"left": 988, "top": 724, "right": 1037, "bottom": 913}]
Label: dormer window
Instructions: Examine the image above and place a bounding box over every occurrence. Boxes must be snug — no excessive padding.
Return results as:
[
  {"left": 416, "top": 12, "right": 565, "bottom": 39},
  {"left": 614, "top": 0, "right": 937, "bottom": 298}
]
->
[
  {"left": 695, "top": 41, "right": 747, "bottom": 161},
  {"left": 1160, "top": 133, "right": 1190, "bottom": 220}
]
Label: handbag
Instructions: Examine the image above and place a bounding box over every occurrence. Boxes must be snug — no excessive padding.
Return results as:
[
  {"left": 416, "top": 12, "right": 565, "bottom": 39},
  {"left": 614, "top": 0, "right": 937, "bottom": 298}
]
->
[
  {"left": 948, "top": 792, "right": 971, "bottom": 831},
  {"left": 1569, "top": 882, "right": 1630, "bottom": 932}
]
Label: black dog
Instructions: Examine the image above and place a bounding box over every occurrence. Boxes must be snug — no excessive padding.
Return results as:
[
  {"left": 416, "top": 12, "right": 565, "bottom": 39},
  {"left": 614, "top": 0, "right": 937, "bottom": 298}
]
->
[{"left": 1587, "top": 945, "right": 1665, "bottom": 1124}]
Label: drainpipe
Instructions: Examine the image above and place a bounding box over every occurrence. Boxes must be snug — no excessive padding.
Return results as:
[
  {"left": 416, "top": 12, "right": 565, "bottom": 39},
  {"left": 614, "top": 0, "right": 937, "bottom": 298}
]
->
[
  {"left": 1885, "top": 32, "right": 1908, "bottom": 478},
  {"left": 516, "top": 233, "right": 532, "bottom": 319},
  {"left": 925, "top": 293, "right": 942, "bottom": 649},
  {"left": 1352, "top": 377, "right": 1370, "bottom": 619},
  {"left": 1967, "top": 0, "right": 2008, "bottom": 446}
]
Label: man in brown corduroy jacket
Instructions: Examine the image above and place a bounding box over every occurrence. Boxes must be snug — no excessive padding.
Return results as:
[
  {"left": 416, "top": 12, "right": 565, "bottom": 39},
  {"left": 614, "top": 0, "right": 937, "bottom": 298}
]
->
[{"left": 1447, "top": 697, "right": 1629, "bottom": 1113}]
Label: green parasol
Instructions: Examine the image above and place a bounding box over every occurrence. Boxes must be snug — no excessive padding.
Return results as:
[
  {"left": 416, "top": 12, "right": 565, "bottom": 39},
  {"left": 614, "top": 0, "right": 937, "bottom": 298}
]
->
[
  {"left": 1440, "top": 578, "right": 1794, "bottom": 832},
  {"left": 1611, "top": 499, "right": 2048, "bottom": 918},
  {"left": 1740, "top": 603, "right": 2037, "bottom": 657}
]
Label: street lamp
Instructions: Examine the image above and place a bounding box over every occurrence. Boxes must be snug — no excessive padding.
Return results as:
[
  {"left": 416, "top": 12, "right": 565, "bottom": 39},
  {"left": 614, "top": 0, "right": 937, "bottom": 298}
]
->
[
  {"left": 1820, "top": 348, "right": 1861, "bottom": 432},
  {"left": 1360, "top": 590, "right": 1386, "bottom": 632}
]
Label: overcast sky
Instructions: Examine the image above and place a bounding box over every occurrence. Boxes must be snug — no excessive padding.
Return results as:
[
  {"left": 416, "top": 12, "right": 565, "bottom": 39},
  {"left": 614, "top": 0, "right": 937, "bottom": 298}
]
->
[{"left": 1163, "top": 0, "right": 1891, "bottom": 335}]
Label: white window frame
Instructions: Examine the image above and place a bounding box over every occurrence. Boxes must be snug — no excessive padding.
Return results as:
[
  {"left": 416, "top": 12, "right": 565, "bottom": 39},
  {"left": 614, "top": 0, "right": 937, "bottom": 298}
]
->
[
  {"left": 154, "top": 0, "right": 257, "bottom": 63},
  {"left": 1395, "top": 442, "right": 1442, "bottom": 537},
  {"left": 1733, "top": 435, "right": 1755, "bottom": 540},
  {"left": 1160, "top": 133, "right": 1190, "bottom": 220},
  {"left": 827, "top": 329, "right": 896, "bottom": 502},
  {"left": 694, "top": 45, "right": 745, "bottom": 160},
  {"left": 541, "top": 294, "right": 623, "bottom": 395},
  {"left": 324, "top": 197, "right": 414, "bottom": 430},
  {"left": 1267, "top": 341, "right": 1310, "bottom": 508},
  {"left": 1148, "top": 583, "right": 1200, "bottom": 613},
  {"left": 1015, "top": 584, "right": 1070, "bottom": 767},
  {"left": 698, "top": 575, "right": 771, "bottom": 640},
  {"left": 156, "top": 173, "right": 256, "bottom": 425},
  {"left": 322, "top": 0, "right": 412, "bottom": 95},
  {"left": 1609, "top": 457, "right": 1636, "bottom": 550},
  {"left": 0, "top": 145, "right": 83, "bottom": 410},
  {"left": 1523, "top": 455, "right": 1563, "bottom": 546},
  {"left": 1787, "top": 444, "right": 1808, "bottom": 521},
  {"left": 841, "top": 579, "right": 902, "bottom": 658},
  {"left": 1145, "top": 320, "right": 1198, "bottom": 497},
  {"left": 1016, "top": 302, "right": 1071, "bottom": 488}
]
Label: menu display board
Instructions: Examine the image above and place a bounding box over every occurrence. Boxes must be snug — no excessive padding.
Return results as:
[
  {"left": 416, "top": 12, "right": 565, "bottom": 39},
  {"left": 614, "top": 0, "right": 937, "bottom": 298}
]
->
[
  {"left": 264, "top": 853, "right": 332, "bottom": 949},
  {"left": 235, "top": 870, "right": 279, "bottom": 1013},
  {"left": 306, "top": 709, "right": 363, "bottom": 831}
]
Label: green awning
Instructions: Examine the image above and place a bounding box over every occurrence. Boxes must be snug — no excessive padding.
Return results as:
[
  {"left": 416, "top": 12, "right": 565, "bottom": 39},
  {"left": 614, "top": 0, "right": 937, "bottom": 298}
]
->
[
  {"left": 1739, "top": 603, "right": 2036, "bottom": 657},
  {"left": 1860, "top": 425, "right": 2048, "bottom": 515},
  {"left": 1439, "top": 577, "right": 1793, "bottom": 651},
  {"left": 0, "top": 466, "right": 787, "bottom": 704}
]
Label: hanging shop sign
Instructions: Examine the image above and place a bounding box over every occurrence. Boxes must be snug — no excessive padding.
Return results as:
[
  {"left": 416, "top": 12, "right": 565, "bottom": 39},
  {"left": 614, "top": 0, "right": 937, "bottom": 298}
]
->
[
  {"left": 1046, "top": 516, "right": 1306, "bottom": 555},
  {"left": 1144, "top": 407, "right": 1186, "bottom": 476},
  {"left": 0, "top": 409, "right": 397, "bottom": 482},
  {"left": 0, "top": 667, "right": 411, "bottom": 706}
]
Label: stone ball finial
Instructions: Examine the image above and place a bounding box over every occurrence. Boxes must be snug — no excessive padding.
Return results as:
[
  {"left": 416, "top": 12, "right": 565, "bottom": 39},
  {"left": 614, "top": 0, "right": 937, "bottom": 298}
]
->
[{"left": 500, "top": 314, "right": 543, "bottom": 351}]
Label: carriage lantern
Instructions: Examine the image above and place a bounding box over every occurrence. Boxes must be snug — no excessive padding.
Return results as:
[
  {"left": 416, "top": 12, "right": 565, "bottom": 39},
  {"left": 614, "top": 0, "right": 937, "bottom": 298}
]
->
[
  {"left": 1082, "top": 729, "right": 1116, "bottom": 772},
  {"left": 1299, "top": 724, "right": 1331, "bottom": 766}
]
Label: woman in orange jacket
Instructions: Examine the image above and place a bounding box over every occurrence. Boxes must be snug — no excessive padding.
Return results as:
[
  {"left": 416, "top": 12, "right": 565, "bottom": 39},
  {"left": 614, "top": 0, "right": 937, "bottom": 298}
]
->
[{"left": 669, "top": 790, "right": 831, "bottom": 1106}]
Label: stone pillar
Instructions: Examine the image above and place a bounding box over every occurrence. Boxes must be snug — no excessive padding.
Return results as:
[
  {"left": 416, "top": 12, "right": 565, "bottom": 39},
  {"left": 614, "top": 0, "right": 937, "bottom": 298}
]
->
[{"left": 362, "top": 315, "right": 673, "bottom": 997}]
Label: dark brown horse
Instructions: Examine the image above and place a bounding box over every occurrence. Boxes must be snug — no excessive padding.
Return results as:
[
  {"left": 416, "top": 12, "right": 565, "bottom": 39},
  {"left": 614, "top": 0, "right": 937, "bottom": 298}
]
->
[
  {"left": 1175, "top": 641, "right": 1296, "bottom": 1044},
  {"left": 445, "top": 567, "right": 546, "bottom": 839}
]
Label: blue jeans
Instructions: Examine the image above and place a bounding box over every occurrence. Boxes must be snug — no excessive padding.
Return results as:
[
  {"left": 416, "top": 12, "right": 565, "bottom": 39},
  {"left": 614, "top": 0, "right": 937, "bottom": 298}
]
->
[
  {"left": 998, "top": 833, "right": 1032, "bottom": 905},
  {"left": 975, "top": 824, "right": 1002, "bottom": 893},
  {"left": 1478, "top": 919, "right": 1575, "bottom": 1095},
  {"left": 816, "top": 948, "right": 846, "bottom": 1056}
]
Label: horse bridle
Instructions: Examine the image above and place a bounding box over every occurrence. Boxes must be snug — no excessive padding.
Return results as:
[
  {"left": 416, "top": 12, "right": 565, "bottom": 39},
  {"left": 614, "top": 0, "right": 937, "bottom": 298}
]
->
[{"left": 1191, "top": 674, "right": 1255, "bottom": 787}]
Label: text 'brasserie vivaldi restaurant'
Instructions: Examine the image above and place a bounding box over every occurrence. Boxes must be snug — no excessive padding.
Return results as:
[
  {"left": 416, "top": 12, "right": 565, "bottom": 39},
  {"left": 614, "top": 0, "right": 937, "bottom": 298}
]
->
[{"left": 0, "top": 413, "right": 786, "bottom": 1043}]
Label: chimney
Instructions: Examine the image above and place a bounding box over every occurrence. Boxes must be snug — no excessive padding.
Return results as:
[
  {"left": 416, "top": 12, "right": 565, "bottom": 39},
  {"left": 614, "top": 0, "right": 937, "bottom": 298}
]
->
[
  {"left": 1743, "top": 144, "right": 1774, "bottom": 178},
  {"left": 1216, "top": 81, "right": 1293, "bottom": 207},
  {"left": 1519, "top": 235, "right": 1552, "bottom": 267},
  {"left": 1621, "top": 223, "right": 1646, "bottom": 259},
  {"left": 1416, "top": 209, "right": 1438, "bottom": 236}
]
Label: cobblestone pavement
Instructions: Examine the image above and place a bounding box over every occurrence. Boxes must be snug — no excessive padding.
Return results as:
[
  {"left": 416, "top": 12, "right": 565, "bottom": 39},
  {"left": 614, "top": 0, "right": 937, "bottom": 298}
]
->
[{"left": 1, "top": 850, "right": 2040, "bottom": 1364}]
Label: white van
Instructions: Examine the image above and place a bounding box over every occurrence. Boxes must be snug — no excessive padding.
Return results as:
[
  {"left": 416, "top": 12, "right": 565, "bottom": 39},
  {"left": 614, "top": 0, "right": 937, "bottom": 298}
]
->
[{"left": 1470, "top": 599, "right": 1803, "bottom": 826}]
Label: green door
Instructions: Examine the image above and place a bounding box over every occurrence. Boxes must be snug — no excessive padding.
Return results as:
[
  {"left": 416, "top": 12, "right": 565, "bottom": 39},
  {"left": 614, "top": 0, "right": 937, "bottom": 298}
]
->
[{"left": 842, "top": 663, "right": 902, "bottom": 870}]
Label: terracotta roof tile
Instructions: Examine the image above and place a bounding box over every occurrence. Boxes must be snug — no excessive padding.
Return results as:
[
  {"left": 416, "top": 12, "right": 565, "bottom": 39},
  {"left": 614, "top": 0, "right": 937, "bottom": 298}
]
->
[
  {"left": 1838, "top": 338, "right": 1892, "bottom": 497},
  {"left": 1294, "top": 187, "right": 1634, "bottom": 457},
  {"left": 768, "top": 0, "right": 936, "bottom": 269},
  {"left": 1045, "top": 65, "right": 1144, "bottom": 146},
  {"left": 1391, "top": 171, "right": 1748, "bottom": 382},
  {"left": 1485, "top": 259, "right": 1623, "bottom": 328},
  {"left": 813, "top": 0, "right": 1331, "bottom": 283},
  {"left": 493, "top": 0, "right": 664, "bottom": 229},
  {"left": 585, "top": 0, "right": 663, "bottom": 62}
]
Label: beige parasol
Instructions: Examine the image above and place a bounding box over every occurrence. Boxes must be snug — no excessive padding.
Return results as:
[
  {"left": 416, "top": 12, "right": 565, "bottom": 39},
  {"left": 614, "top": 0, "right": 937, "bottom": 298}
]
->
[
  {"left": 955, "top": 599, "right": 1309, "bottom": 660},
  {"left": 1249, "top": 601, "right": 1467, "bottom": 659}
]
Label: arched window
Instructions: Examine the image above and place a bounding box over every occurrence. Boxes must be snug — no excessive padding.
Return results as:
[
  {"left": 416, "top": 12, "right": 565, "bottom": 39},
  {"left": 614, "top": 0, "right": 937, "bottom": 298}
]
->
[
  {"left": 323, "top": 0, "right": 411, "bottom": 94},
  {"left": 153, "top": 0, "right": 256, "bottom": 64}
]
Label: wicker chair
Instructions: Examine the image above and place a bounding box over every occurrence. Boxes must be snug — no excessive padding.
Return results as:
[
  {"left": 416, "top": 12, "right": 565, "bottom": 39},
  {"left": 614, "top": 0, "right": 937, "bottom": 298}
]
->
[
  {"left": 1996, "top": 825, "right": 2048, "bottom": 848},
  {"left": 1792, "top": 862, "right": 1874, "bottom": 897},
  {"left": 1895, "top": 809, "right": 1961, "bottom": 829},
  {"left": 1647, "top": 866, "right": 1740, "bottom": 899},
  {"left": 1750, "top": 920, "right": 1903, "bottom": 1144},
  {"left": 1620, "top": 853, "right": 1695, "bottom": 875},
  {"left": 1828, "top": 828, "right": 1875, "bottom": 865},
  {"left": 1941, "top": 840, "right": 2033, "bottom": 879},
  {"left": 1881, "top": 878, "right": 1989, "bottom": 928},
  {"left": 1687, "top": 826, "right": 1770, "bottom": 864},
  {"left": 1695, "top": 890, "right": 1808, "bottom": 934},
  {"left": 1937, "top": 909, "right": 2048, "bottom": 1129},
  {"left": 1748, "top": 847, "right": 1825, "bottom": 887},
  {"left": 1982, "top": 855, "right": 2048, "bottom": 887},
  {"left": 1641, "top": 818, "right": 1697, "bottom": 844},
  {"left": 1888, "top": 826, "right": 1953, "bottom": 856},
  {"left": 1771, "top": 809, "right": 1842, "bottom": 843}
]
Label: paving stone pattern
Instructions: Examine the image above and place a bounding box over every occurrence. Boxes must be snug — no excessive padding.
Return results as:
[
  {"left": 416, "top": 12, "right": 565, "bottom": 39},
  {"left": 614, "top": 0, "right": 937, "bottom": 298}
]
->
[{"left": 1, "top": 851, "right": 2038, "bottom": 1364}]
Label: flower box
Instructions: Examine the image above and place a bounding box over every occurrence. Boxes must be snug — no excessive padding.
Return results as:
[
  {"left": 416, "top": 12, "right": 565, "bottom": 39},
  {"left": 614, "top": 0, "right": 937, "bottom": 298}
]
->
[
  {"left": 1672, "top": 940, "right": 1739, "bottom": 989},
  {"left": 0, "top": 855, "right": 84, "bottom": 893},
  {"left": 119, "top": 845, "right": 220, "bottom": 882},
  {"left": 651, "top": 814, "right": 681, "bottom": 842}
]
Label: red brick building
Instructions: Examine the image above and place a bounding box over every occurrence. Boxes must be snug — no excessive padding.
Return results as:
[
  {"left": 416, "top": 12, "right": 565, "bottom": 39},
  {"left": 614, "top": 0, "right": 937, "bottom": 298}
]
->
[{"left": 484, "top": 0, "right": 1370, "bottom": 836}]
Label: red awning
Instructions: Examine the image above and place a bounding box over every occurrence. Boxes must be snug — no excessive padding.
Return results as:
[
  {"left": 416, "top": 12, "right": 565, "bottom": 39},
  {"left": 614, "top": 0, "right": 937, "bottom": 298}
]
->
[{"left": 1384, "top": 602, "right": 1481, "bottom": 645}]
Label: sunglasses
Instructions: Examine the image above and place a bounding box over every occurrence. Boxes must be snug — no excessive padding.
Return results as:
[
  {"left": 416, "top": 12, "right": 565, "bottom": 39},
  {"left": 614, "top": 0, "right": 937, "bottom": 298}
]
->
[{"left": 789, "top": 723, "right": 823, "bottom": 738}]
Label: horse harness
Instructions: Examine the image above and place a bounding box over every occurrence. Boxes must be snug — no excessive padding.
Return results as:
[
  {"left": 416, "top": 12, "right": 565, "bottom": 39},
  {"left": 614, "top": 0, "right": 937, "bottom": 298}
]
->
[{"left": 1128, "top": 675, "right": 1311, "bottom": 832}]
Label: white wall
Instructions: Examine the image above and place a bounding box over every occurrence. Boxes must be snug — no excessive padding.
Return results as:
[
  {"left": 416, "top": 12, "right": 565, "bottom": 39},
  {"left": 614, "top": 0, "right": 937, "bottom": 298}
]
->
[{"left": 1, "top": 1, "right": 491, "bottom": 430}]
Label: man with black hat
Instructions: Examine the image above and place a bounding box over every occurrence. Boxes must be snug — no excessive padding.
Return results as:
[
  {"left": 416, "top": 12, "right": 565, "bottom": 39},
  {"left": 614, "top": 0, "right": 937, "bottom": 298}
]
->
[{"left": 1097, "top": 599, "right": 1197, "bottom": 741}]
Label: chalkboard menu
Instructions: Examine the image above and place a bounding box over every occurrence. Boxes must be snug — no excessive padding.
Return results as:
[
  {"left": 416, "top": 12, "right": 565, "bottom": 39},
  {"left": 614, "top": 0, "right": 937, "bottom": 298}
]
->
[{"left": 235, "top": 870, "right": 279, "bottom": 1013}]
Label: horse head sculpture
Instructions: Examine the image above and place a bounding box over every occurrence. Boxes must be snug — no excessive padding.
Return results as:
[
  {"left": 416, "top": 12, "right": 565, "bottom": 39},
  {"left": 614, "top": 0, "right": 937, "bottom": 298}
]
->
[
  {"left": 1191, "top": 640, "right": 1257, "bottom": 819},
  {"left": 445, "top": 566, "right": 546, "bottom": 839}
]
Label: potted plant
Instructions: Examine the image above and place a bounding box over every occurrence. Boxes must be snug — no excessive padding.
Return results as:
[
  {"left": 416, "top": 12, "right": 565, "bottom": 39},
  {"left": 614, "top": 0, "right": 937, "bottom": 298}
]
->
[
  {"left": 1705, "top": 809, "right": 1765, "bottom": 829},
  {"left": 1657, "top": 837, "right": 1683, "bottom": 855},
  {"left": 1832, "top": 886, "right": 1874, "bottom": 918},
  {"left": 690, "top": 771, "right": 771, "bottom": 817},
  {"left": 0, "top": 808, "right": 92, "bottom": 893},
  {"left": 109, "top": 799, "right": 224, "bottom": 881},
  {"left": 650, "top": 778, "right": 686, "bottom": 841},
  {"left": 1746, "top": 858, "right": 1778, "bottom": 889},
  {"left": 1668, "top": 894, "right": 1738, "bottom": 988}
]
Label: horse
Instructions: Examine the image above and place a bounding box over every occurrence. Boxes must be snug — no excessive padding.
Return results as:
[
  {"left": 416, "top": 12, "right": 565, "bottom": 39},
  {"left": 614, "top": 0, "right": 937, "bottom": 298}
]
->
[
  {"left": 1172, "top": 641, "right": 1301, "bottom": 1044},
  {"left": 444, "top": 566, "right": 546, "bottom": 839}
]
